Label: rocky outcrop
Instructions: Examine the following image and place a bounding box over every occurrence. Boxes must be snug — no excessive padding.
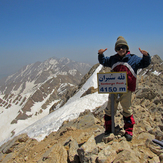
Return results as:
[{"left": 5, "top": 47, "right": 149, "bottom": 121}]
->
[
  {"left": 78, "top": 63, "right": 100, "bottom": 90},
  {"left": 1, "top": 87, "right": 163, "bottom": 163}
]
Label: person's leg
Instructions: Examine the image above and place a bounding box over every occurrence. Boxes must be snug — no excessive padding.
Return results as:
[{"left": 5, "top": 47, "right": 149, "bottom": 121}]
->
[
  {"left": 105, "top": 94, "right": 119, "bottom": 116},
  {"left": 119, "top": 91, "right": 132, "bottom": 117},
  {"left": 104, "top": 94, "right": 118, "bottom": 134},
  {"left": 119, "top": 91, "right": 135, "bottom": 141},
  {"left": 123, "top": 114, "right": 135, "bottom": 141}
]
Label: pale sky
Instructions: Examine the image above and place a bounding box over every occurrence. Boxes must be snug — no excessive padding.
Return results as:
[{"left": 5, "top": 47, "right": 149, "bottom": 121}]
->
[{"left": 0, "top": 0, "right": 163, "bottom": 79}]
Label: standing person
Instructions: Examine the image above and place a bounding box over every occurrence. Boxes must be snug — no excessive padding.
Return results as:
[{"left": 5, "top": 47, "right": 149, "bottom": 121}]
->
[{"left": 98, "top": 36, "right": 151, "bottom": 141}]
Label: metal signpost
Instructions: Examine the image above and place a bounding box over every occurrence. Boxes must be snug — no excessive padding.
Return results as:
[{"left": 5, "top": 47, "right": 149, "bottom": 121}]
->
[{"left": 97, "top": 72, "right": 127, "bottom": 134}]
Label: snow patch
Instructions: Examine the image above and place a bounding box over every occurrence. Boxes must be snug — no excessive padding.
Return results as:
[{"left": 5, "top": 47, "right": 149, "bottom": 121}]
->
[
  {"left": 22, "top": 81, "right": 36, "bottom": 94},
  {"left": 49, "top": 59, "right": 58, "bottom": 65},
  {"left": 69, "top": 69, "right": 77, "bottom": 76},
  {"left": 152, "top": 70, "right": 161, "bottom": 76}
]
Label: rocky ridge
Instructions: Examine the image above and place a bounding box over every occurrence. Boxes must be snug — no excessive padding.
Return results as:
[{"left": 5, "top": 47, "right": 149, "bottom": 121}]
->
[{"left": 0, "top": 55, "right": 163, "bottom": 162}]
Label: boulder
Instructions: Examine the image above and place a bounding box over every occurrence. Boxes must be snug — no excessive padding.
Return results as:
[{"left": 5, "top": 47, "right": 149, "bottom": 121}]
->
[
  {"left": 113, "top": 149, "right": 139, "bottom": 163},
  {"left": 68, "top": 139, "right": 80, "bottom": 163},
  {"left": 38, "top": 144, "right": 67, "bottom": 163},
  {"left": 77, "top": 135, "right": 98, "bottom": 163},
  {"left": 77, "top": 112, "right": 100, "bottom": 129},
  {"left": 97, "top": 145, "right": 117, "bottom": 163},
  {"left": 146, "top": 139, "right": 163, "bottom": 156},
  {"left": 1, "top": 133, "right": 29, "bottom": 154}
]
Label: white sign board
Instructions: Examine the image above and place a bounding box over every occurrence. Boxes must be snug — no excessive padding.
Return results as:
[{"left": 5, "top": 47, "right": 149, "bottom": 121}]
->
[{"left": 97, "top": 72, "right": 128, "bottom": 94}]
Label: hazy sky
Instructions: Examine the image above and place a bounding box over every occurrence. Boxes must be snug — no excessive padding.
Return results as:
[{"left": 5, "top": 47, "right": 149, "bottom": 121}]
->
[{"left": 0, "top": 0, "right": 163, "bottom": 79}]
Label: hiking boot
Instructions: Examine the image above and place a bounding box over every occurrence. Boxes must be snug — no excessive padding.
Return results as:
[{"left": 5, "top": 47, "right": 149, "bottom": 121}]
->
[
  {"left": 125, "top": 133, "right": 133, "bottom": 141},
  {"left": 123, "top": 114, "right": 135, "bottom": 137}
]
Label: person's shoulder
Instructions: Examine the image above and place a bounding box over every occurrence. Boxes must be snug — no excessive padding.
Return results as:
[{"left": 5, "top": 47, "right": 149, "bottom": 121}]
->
[
  {"left": 128, "top": 54, "right": 141, "bottom": 63},
  {"left": 129, "top": 53, "right": 136, "bottom": 57},
  {"left": 129, "top": 54, "right": 140, "bottom": 59}
]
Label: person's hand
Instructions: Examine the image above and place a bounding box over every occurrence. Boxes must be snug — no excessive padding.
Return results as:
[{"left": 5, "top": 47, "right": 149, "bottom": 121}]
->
[
  {"left": 98, "top": 48, "right": 107, "bottom": 55},
  {"left": 139, "top": 48, "right": 148, "bottom": 56}
]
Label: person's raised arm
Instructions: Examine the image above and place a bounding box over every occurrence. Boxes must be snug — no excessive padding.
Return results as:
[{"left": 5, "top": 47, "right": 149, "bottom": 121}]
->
[
  {"left": 98, "top": 48, "right": 108, "bottom": 55},
  {"left": 98, "top": 48, "right": 111, "bottom": 67},
  {"left": 138, "top": 47, "right": 151, "bottom": 68},
  {"left": 139, "top": 47, "right": 148, "bottom": 56}
]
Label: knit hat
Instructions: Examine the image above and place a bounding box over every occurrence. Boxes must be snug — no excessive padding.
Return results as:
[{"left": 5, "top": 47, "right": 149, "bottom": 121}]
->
[{"left": 115, "top": 36, "right": 129, "bottom": 52}]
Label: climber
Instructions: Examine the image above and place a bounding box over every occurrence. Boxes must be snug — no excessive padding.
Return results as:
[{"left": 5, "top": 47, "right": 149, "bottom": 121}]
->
[{"left": 98, "top": 36, "right": 151, "bottom": 141}]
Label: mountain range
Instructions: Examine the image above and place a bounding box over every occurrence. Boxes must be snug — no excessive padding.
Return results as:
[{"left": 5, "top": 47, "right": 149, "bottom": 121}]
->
[{"left": 0, "top": 57, "right": 92, "bottom": 145}]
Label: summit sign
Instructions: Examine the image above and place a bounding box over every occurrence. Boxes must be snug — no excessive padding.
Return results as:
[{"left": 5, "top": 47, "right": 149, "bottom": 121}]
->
[{"left": 97, "top": 72, "right": 128, "bottom": 94}]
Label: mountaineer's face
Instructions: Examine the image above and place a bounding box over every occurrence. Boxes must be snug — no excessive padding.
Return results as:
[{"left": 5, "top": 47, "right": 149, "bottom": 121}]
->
[{"left": 116, "top": 45, "right": 128, "bottom": 57}]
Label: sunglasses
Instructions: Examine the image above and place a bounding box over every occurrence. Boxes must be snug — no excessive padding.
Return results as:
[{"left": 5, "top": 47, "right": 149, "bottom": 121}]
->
[{"left": 116, "top": 45, "right": 128, "bottom": 51}]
